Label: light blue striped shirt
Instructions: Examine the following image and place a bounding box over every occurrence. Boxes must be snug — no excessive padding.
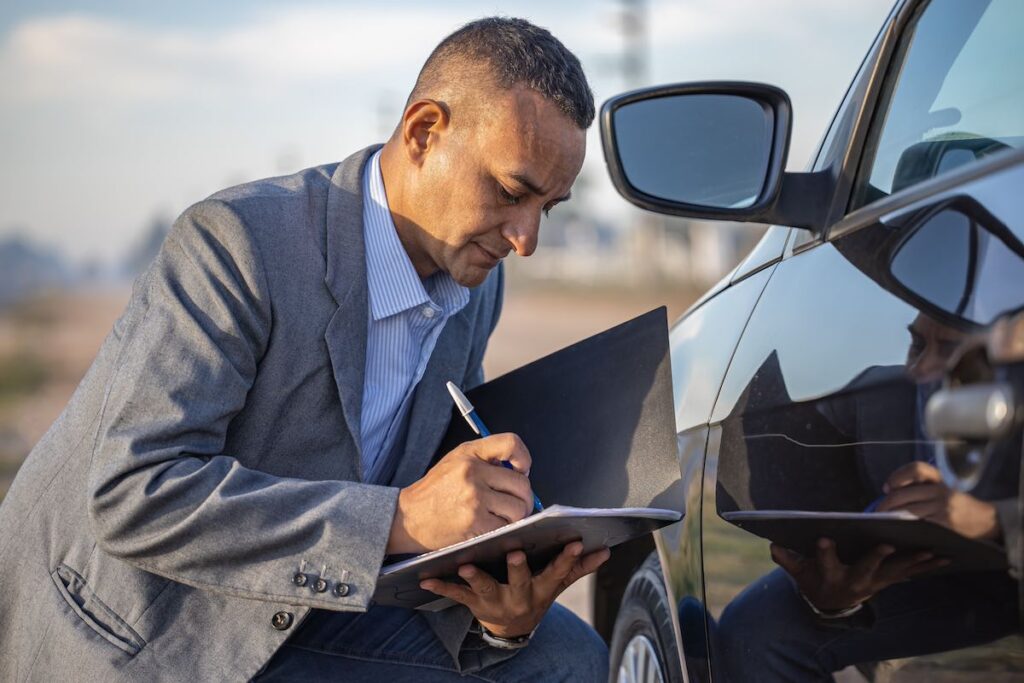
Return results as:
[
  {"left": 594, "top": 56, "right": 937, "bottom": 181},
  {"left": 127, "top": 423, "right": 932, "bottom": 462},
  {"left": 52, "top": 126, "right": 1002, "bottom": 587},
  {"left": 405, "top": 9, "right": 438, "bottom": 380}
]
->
[{"left": 360, "top": 150, "right": 470, "bottom": 482}]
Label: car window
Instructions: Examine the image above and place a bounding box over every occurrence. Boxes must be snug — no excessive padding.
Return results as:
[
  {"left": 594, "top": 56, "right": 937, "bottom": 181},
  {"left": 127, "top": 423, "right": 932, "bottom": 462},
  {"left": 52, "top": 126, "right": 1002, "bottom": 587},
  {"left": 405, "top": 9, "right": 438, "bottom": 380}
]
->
[{"left": 850, "top": 0, "right": 1024, "bottom": 212}]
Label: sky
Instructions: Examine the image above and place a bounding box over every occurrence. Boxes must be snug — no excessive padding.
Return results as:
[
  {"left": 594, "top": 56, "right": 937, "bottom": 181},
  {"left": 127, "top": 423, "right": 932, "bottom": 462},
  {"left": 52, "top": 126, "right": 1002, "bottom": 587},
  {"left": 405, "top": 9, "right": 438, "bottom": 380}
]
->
[{"left": 0, "top": 0, "right": 893, "bottom": 267}]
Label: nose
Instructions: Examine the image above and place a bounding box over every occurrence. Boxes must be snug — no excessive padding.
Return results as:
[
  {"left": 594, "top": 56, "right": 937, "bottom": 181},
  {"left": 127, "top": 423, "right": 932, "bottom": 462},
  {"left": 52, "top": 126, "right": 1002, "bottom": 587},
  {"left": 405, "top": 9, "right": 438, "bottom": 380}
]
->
[{"left": 501, "top": 213, "right": 541, "bottom": 258}]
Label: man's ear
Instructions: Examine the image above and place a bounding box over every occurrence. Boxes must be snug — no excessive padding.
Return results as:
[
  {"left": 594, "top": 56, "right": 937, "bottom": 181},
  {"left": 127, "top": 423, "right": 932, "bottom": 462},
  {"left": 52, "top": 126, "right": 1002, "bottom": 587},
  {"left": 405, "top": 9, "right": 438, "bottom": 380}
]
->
[{"left": 400, "top": 99, "right": 450, "bottom": 166}]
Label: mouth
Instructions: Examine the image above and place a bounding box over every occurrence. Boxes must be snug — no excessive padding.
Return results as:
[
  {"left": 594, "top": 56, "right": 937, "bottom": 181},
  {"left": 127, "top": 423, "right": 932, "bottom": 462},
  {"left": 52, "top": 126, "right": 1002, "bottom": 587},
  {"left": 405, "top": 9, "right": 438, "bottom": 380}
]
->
[{"left": 473, "top": 243, "right": 505, "bottom": 267}]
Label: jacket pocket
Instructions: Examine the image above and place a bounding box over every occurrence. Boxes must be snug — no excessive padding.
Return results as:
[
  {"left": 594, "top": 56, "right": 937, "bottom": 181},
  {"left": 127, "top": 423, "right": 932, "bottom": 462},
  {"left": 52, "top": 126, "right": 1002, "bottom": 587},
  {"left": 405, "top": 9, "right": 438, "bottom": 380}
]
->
[{"left": 50, "top": 563, "right": 146, "bottom": 656}]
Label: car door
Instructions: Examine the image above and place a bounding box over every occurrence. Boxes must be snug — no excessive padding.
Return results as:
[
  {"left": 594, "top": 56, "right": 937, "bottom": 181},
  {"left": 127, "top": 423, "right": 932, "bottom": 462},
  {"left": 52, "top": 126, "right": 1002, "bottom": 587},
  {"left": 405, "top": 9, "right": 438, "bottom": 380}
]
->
[{"left": 700, "top": 0, "right": 1024, "bottom": 680}]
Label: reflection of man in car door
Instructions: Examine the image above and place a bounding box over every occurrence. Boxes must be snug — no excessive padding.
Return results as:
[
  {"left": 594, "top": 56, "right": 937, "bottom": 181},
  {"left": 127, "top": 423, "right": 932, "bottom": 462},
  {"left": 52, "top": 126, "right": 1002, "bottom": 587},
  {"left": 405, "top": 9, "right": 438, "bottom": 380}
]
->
[{"left": 715, "top": 312, "right": 1020, "bottom": 682}]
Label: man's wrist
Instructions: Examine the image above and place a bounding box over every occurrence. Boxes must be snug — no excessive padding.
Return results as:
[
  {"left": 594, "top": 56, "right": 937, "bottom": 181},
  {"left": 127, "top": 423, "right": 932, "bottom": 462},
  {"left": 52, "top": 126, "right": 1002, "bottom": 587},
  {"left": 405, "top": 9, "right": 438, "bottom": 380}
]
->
[
  {"left": 386, "top": 490, "right": 422, "bottom": 555},
  {"left": 799, "top": 592, "right": 865, "bottom": 619},
  {"left": 476, "top": 622, "right": 535, "bottom": 649}
]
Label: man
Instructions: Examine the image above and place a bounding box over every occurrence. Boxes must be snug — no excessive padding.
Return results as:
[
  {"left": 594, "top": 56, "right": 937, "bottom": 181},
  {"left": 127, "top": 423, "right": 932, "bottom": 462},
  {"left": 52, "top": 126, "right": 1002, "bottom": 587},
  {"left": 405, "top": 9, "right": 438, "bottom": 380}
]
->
[{"left": 0, "top": 18, "right": 609, "bottom": 681}]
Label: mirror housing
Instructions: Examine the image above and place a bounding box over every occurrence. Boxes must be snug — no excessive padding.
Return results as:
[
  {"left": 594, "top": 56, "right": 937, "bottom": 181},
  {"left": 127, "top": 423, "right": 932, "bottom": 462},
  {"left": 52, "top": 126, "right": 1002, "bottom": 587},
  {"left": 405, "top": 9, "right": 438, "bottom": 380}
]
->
[{"left": 601, "top": 82, "right": 831, "bottom": 231}]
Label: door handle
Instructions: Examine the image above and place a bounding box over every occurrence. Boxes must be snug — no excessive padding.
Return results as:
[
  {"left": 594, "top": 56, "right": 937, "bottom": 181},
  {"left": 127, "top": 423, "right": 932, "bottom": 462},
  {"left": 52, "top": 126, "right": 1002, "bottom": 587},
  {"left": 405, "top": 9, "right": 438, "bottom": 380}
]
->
[{"left": 925, "top": 382, "right": 1017, "bottom": 442}]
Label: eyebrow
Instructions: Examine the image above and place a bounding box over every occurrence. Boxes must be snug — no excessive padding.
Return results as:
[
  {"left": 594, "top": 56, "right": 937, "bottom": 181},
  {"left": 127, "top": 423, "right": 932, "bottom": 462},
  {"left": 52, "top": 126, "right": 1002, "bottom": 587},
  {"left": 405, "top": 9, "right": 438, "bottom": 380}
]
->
[{"left": 510, "top": 173, "right": 572, "bottom": 203}]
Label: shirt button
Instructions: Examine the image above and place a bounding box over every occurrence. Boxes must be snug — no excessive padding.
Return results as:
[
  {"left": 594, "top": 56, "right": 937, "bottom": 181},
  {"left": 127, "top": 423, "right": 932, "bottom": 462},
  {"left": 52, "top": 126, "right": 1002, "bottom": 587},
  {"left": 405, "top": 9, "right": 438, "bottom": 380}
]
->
[
  {"left": 292, "top": 573, "right": 308, "bottom": 587},
  {"left": 334, "top": 583, "right": 351, "bottom": 597},
  {"left": 422, "top": 306, "right": 437, "bottom": 319},
  {"left": 313, "top": 578, "right": 329, "bottom": 593},
  {"left": 271, "top": 611, "right": 294, "bottom": 631}
]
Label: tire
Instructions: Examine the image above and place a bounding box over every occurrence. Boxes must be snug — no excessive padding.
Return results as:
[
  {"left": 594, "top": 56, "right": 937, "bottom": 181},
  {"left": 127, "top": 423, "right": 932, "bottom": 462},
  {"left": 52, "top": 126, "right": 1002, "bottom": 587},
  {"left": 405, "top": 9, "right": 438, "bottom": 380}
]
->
[{"left": 608, "top": 553, "right": 685, "bottom": 683}]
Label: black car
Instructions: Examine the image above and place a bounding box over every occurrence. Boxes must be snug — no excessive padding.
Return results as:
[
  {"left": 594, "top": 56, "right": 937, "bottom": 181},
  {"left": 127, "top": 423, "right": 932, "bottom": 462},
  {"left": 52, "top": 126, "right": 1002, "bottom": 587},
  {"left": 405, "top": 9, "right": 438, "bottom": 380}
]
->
[{"left": 590, "top": 0, "right": 1024, "bottom": 680}]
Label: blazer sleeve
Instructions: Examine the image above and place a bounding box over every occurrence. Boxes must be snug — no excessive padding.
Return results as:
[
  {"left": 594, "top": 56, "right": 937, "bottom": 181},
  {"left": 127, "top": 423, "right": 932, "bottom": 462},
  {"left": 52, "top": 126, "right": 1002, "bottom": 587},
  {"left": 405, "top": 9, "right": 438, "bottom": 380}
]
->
[{"left": 87, "top": 199, "right": 398, "bottom": 612}]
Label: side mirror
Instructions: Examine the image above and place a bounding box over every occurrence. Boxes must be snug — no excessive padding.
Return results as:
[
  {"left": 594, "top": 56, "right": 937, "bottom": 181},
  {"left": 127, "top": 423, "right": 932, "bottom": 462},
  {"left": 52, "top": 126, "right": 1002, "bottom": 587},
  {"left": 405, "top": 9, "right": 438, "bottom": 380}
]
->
[
  {"left": 601, "top": 82, "right": 829, "bottom": 231},
  {"left": 890, "top": 200, "right": 1024, "bottom": 327}
]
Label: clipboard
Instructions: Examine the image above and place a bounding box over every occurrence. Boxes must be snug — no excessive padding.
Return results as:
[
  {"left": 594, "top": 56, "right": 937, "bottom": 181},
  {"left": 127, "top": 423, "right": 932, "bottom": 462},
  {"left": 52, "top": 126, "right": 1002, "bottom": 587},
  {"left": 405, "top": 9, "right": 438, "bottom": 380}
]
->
[
  {"left": 722, "top": 509, "right": 1008, "bottom": 574},
  {"left": 375, "top": 506, "right": 681, "bottom": 609},
  {"left": 371, "top": 308, "right": 684, "bottom": 609}
]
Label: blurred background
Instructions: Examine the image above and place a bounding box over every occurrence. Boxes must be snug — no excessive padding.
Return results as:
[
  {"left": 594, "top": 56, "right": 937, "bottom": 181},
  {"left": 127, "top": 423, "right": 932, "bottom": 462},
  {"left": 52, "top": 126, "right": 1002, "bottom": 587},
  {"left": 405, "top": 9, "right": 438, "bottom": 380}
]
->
[{"left": 0, "top": 1, "right": 892, "bottom": 619}]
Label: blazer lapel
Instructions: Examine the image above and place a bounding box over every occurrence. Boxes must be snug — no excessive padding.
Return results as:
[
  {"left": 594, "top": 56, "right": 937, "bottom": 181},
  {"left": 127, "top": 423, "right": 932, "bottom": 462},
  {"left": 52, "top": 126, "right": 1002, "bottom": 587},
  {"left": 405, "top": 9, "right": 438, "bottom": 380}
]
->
[
  {"left": 323, "top": 146, "right": 380, "bottom": 478},
  {"left": 390, "top": 310, "right": 474, "bottom": 487}
]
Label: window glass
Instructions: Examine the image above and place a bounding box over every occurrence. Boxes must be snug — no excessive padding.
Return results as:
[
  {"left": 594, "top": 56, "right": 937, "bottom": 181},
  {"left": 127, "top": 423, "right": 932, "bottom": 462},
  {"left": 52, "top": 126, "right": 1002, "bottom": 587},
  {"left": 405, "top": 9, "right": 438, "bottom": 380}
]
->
[{"left": 850, "top": 0, "right": 1024, "bottom": 212}]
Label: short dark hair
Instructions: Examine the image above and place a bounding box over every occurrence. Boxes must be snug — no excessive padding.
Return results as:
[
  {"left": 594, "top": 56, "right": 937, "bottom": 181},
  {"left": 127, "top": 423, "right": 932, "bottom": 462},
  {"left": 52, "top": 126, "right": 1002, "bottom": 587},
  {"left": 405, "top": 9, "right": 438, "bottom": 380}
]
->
[{"left": 411, "top": 17, "right": 595, "bottom": 129}]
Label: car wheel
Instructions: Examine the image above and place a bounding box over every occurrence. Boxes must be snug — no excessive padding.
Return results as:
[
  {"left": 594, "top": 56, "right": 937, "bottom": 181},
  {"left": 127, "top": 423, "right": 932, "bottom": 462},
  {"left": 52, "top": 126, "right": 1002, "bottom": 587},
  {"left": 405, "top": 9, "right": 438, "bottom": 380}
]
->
[{"left": 609, "top": 553, "right": 684, "bottom": 683}]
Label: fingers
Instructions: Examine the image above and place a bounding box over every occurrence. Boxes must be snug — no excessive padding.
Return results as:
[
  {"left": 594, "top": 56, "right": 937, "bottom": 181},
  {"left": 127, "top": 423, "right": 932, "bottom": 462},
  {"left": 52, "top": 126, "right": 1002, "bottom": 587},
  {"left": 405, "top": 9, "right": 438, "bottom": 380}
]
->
[
  {"left": 891, "top": 500, "right": 946, "bottom": 523},
  {"left": 458, "top": 563, "right": 500, "bottom": 598},
  {"left": 535, "top": 542, "right": 584, "bottom": 592},
  {"left": 876, "top": 483, "right": 945, "bottom": 512},
  {"left": 485, "top": 489, "right": 534, "bottom": 524},
  {"left": 419, "top": 577, "right": 477, "bottom": 607},
  {"left": 536, "top": 543, "right": 610, "bottom": 596},
  {"left": 884, "top": 461, "right": 941, "bottom": 493},
  {"left": 851, "top": 543, "right": 895, "bottom": 583},
  {"left": 506, "top": 550, "right": 532, "bottom": 592},
  {"left": 875, "top": 550, "right": 941, "bottom": 583},
  {"left": 560, "top": 547, "right": 612, "bottom": 590},
  {"left": 468, "top": 433, "right": 532, "bottom": 474},
  {"left": 476, "top": 464, "right": 533, "bottom": 518},
  {"left": 903, "top": 555, "right": 950, "bottom": 578}
]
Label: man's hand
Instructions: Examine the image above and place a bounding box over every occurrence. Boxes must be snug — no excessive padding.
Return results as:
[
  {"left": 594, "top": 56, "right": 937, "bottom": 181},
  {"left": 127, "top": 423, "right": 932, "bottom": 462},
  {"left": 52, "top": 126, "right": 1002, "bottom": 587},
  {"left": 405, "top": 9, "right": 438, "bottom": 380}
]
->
[
  {"left": 876, "top": 462, "right": 1001, "bottom": 540},
  {"left": 771, "top": 538, "right": 947, "bottom": 612},
  {"left": 420, "top": 542, "right": 611, "bottom": 638},
  {"left": 387, "top": 433, "right": 535, "bottom": 555}
]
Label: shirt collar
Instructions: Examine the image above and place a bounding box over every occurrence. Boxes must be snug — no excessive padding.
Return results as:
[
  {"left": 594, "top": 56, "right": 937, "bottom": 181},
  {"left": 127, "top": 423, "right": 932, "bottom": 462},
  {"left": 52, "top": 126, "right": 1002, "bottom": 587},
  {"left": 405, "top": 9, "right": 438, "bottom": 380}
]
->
[{"left": 362, "top": 151, "right": 469, "bottom": 321}]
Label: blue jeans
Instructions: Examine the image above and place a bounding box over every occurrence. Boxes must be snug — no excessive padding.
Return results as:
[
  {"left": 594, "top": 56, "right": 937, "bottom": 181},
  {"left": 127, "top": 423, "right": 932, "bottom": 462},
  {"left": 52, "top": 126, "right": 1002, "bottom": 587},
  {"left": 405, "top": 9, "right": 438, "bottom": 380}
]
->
[
  {"left": 256, "top": 603, "right": 609, "bottom": 682},
  {"left": 715, "top": 568, "right": 1018, "bottom": 682}
]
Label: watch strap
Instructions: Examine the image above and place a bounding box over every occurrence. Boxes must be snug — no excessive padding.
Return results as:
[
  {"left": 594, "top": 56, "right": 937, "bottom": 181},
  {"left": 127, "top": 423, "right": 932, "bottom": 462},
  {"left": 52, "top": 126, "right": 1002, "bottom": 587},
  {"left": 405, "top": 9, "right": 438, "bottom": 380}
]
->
[{"left": 478, "top": 624, "right": 535, "bottom": 650}]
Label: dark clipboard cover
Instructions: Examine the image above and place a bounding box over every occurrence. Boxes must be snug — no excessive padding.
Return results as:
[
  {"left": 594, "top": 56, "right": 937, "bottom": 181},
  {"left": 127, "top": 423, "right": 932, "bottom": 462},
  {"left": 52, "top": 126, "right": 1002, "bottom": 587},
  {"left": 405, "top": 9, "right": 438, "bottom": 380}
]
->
[
  {"left": 722, "top": 510, "right": 1008, "bottom": 574},
  {"left": 371, "top": 307, "right": 683, "bottom": 609},
  {"left": 375, "top": 506, "right": 681, "bottom": 609}
]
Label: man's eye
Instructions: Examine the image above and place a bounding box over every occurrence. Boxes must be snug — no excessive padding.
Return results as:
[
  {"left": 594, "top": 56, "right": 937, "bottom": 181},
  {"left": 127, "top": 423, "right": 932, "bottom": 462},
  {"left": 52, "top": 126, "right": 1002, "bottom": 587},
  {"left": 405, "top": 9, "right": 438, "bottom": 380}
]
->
[{"left": 498, "top": 185, "right": 521, "bottom": 205}]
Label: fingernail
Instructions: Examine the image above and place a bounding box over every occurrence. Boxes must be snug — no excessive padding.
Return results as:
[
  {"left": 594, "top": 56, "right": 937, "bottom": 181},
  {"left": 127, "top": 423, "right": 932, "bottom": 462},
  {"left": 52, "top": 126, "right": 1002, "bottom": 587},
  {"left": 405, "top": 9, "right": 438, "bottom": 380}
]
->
[
  {"left": 883, "top": 483, "right": 890, "bottom": 493},
  {"left": 818, "top": 538, "right": 830, "bottom": 549},
  {"left": 571, "top": 544, "right": 583, "bottom": 556},
  {"left": 510, "top": 553, "right": 525, "bottom": 566},
  {"left": 458, "top": 566, "right": 475, "bottom": 578}
]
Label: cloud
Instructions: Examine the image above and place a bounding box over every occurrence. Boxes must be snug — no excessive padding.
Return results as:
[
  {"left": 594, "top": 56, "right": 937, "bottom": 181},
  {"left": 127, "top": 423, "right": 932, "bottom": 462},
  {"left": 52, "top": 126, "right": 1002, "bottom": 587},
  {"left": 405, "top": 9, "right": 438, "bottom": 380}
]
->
[
  {"left": 0, "top": 1, "right": 889, "bottom": 106},
  {"left": 0, "top": 7, "right": 472, "bottom": 104}
]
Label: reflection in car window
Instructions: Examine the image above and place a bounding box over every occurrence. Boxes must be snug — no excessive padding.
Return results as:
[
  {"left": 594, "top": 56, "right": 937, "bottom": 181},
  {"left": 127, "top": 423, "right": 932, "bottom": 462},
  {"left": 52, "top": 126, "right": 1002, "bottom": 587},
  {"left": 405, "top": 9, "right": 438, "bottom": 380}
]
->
[{"left": 850, "top": 0, "right": 1024, "bottom": 212}]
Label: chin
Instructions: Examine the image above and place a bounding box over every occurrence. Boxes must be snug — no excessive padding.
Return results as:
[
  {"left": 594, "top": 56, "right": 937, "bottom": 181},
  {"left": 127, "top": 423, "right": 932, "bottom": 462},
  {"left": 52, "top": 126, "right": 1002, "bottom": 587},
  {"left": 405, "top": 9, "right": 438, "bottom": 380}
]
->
[{"left": 451, "top": 264, "right": 493, "bottom": 288}]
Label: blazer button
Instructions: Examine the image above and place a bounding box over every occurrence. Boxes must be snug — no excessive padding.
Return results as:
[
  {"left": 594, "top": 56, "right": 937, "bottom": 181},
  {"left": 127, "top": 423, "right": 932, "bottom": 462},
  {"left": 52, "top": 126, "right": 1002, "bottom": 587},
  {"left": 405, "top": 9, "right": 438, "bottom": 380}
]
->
[
  {"left": 293, "top": 573, "right": 308, "bottom": 587},
  {"left": 334, "top": 582, "right": 350, "bottom": 597},
  {"left": 312, "top": 578, "right": 328, "bottom": 593},
  {"left": 271, "top": 611, "right": 294, "bottom": 631}
]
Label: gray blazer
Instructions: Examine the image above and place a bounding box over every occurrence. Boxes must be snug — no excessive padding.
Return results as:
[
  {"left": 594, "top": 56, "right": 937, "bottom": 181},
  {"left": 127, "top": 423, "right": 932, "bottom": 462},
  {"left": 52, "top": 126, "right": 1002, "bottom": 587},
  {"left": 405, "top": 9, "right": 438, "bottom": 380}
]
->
[{"left": 0, "top": 146, "right": 505, "bottom": 681}]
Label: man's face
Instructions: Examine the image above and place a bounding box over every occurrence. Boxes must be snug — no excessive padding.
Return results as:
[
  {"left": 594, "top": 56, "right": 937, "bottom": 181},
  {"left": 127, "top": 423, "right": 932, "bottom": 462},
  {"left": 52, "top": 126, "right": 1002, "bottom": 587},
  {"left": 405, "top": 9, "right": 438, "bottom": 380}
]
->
[
  {"left": 409, "top": 88, "right": 586, "bottom": 287},
  {"left": 906, "top": 313, "right": 966, "bottom": 382}
]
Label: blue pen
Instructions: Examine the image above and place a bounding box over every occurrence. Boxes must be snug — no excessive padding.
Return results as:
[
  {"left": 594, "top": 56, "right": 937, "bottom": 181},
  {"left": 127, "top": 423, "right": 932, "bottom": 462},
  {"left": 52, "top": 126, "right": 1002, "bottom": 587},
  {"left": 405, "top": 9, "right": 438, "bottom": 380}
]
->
[{"left": 446, "top": 381, "right": 544, "bottom": 513}]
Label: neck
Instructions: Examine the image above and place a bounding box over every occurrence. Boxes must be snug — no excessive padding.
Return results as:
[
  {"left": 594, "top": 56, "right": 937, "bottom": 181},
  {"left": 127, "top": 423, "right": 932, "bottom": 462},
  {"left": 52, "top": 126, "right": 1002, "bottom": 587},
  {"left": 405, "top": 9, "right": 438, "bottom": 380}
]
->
[{"left": 379, "top": 142, "right": 439, "bottom": 279}]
